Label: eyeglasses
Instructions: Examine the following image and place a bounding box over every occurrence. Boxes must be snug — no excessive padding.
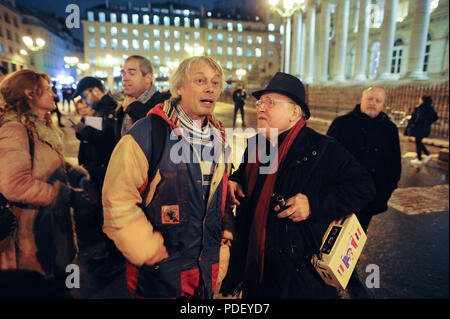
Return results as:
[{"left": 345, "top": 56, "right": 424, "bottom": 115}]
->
[{"left": 255, "top": 97, "right": 297, "bottom": 109}]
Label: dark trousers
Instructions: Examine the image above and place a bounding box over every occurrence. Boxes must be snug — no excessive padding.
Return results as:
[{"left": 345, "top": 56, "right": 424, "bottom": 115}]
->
[
  {"left": 233, "top": 103, "right": 246, "bottom": 127},
  {"left": 415, "top": 137, "right": 429, "bottom": 160}
]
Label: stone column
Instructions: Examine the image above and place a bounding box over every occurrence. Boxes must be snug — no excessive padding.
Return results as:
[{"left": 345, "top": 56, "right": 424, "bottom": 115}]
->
[
  {"left": 332, "top": 0, "right": 350, "bottom": 82},
  {"left": 404, "top": 0, "right": 431, "bottom": 80},
  {"left": 353, "top": 0, "right": 371, "bottom": 81},
  {"left": 377, "top": 0, "right": 398, "bottom": 80},
  {"left": 304, "top": 0, "right": 316, "bottom": 83},
  {"left": 291, "top": 11, "right": 303, "bottom": 78},
  {"left": 284, "top": 16, "right": 292, "bottom": 73},
  {"left": 318, "top": 0, "right": 331, "bottom": 83}
]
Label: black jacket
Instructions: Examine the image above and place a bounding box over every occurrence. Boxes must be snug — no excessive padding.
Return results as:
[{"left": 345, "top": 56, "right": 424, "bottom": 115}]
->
[
  {"left": 114, "top": 91, "right": 170, "bottom": 142},
  {"left": 232, "top": 88, "right": 246, "bottom": 107},
  {"left": 327, "top": 104, "right": 402, "bottom": 216},
  {"left": 222, "top": 126, "right": 376, "bottom": 298},
  {"left": 76, "top": 94, "right": 117, "bottom": 190},
  {"left": 409, "top": 102, "right": 438, "bottom": 138}
]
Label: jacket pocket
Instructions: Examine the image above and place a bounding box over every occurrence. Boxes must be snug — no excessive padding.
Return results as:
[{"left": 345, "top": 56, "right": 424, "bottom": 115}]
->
[{"left": 136, "top": 257, "right": 181, "bottom": 298}]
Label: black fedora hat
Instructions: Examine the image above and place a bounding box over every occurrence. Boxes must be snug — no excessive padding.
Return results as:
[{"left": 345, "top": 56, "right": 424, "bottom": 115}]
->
[
  {"left": 72, "top": 76, "right": 103, "bottom": 99},
  {"left": 252, "top": 72, "right": 310, "bottom": 119}
]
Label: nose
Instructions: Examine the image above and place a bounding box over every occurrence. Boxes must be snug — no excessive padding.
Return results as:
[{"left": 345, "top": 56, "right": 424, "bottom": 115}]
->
[{"left": 205, "top": 80, "right": 215, "bottom": 93}]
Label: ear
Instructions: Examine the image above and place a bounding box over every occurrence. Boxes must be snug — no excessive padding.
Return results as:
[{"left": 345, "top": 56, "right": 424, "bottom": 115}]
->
[
  {"left": 290, "top": 105, "right": 301, "bottom": 121},
  {"left": 145, "top": 72, "right": 153, "bottom": 87},
  {"left": 24, "top": 89, "right": 34, "bottom": 101}
]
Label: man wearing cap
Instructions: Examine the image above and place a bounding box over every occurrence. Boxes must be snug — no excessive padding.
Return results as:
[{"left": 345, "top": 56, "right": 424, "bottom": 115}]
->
[
  {"left": 72, "top": 76, "right": 124, "bottom": 278},
  {"left": 220, "top": 72, "right": 375, "bottom": 298},
  {"left": 115, "top": 55, "right": 170, "bottom": 141}
]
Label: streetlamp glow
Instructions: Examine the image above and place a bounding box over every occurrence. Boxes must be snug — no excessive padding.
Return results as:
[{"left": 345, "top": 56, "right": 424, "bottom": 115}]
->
[
  {"left": 269, "top": 0, "right": 304, "bottom": 73},
  {"left": 22, "top": 36, "right": 46, "bottom": 51},
  {"left": 77, "top": 63, "right": 90, "bottom": 71},
  {"left": 64, "top": 56, "right": 79, "bottom": 66}
]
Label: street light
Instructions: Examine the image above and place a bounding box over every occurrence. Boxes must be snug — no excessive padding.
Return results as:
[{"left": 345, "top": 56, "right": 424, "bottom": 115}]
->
[
  {"left": 269, "top": 0, "right": 304, "bottom": 73},
  {"left": 64, "top": 56, "right": 79, "bottom": 67},
  {"left": 22, "top": 36, "right": 45, "bottom": 51},
  {"left": 236, "top": 68, "right": 247, "bottom": 81}
]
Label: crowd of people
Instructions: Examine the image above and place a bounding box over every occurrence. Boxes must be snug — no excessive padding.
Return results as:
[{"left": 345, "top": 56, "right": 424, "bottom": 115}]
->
[{"left": 0, "top": 53, "right": 440, "bottom": 299}]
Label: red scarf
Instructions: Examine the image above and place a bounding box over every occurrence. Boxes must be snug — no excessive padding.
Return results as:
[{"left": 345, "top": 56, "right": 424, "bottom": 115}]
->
[{"left": 244, "top": 118, "right": 306, "bottom": 287}]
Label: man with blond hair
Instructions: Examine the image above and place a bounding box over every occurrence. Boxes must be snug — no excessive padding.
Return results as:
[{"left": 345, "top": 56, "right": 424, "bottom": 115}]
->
[{"left": 102, "top": 56, "right": 233, "bottom": 298}]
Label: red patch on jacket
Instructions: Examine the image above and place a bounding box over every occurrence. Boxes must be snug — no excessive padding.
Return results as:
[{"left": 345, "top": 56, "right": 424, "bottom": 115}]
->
[{"left": 161, "top": 205, "right": 180, "bottom": 224}]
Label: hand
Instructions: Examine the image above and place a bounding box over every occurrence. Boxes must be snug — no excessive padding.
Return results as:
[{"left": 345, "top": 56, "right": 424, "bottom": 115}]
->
[
  {"left": 274, "top": 193, "right": 311, "bottom": 222},
  {"left": 227, "top": 181, "right": 245, "bottom": 207},
  {"left": 70, "top": 122, "right": 86, "bottom": 133},
  {"left": 144, "top": 241, "right": 169, "bottom": 266},
  {"left": 122, "top": 96, "right": 138, "bottom": 111}
]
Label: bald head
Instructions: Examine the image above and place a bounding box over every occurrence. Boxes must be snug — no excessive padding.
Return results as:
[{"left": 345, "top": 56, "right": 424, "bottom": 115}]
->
[{"left": 360, "top": 86, "right": 386, "bottom": 118}]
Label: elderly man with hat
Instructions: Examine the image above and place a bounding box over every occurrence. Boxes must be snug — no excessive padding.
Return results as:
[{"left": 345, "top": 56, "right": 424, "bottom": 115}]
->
[{"left": 220, "top": 72, "right": 376, "bottom": 298}]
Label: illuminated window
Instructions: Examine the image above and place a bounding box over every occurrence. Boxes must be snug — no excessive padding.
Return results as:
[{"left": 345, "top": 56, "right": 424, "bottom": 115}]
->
[
  {"left": 110, "top": 26, "right": 117, "bottom": 36},
  {"left": 174, "top": 42, "right": 181, "bottom": 52},
  {"left": 100, "top": 38, "right": 107, "bottom": 49},
  {"left": 247, "top": 48, "right": 252, "bottom": 57},
  {"left": 154, "top": 40, "right": 160, "bottom": 51},
  {"left": 122, "top": 27, "right": 128, "bottom": 36},
  {"left": 256, "top": 36, "right": 262, "bottom": 44},
  {"left": 226, "top": 61, "right": 232, "bottom": 70},
  {"left": 247, "top": 36, "right": 253, "bottom": 45},
  {"left": 236, "top": 47, "right": 243, "bottom": 56},
  {"left": 143, "top": 40, "right": 150, "bottom": 51},
  {"left": 208, "top": 33, "right": 213, "bottom": 41},
  {"left": 143, "top": 30, "right": 149, "bottom": 38},
  {"left": 111, "top": 38, "right": 118, "bottom": 50},
  {"left": 164, "top": 16, "right": 170, "bottom": 26},
  {"left": 217, "top": 46, "right": 223, "bottom": 56},
  {"left": 185, "top": 32, "right": 190, "bottom": 40},
  {"left": 227, "top": 47, "right": 233, "bottom": 56},
  {"left": 110, "top": 13, "right": 117, "bottom": 23},
  {"left": 237, "top": 35, "right": 243, "bottom": 43},
  {"left": 237, "top": 23, "right": 243, "bottom": 32},
  {"left": 121, "top": 13, "right": 128, "bottom": 24},
  {"left": 174, "top": 17, "right": 180, "bottom": 27},
  {"left": 227, "top": 22, "right": 233, "bottom": 32},
  {"left": 89, "top": 38, "right": 95, "bottom": 48},
  {"left": 268, "top": 34, "right": 275, "bottom": 42},
  {"left": 217, "top": 33, "right": 223, "bottom": 42},
  {"left": 153, "top": 15, "right": 160, "bottom": 25},
  {"left": 184, "top": 17, "right": 190, "bottom": 27},
  {"left": 174, "top": 30, "right": 180, "bottom": 39},
  {"left": 268, "top": 23, "right": 275, "bottom": 32},
  {"left": 143, "top": 15, "right": 150, "bottom": 25},
  {"left": 122, "top": 39, "right": 129, "bottom": 50},
  {"left": 164, "top": 42, "right": 170, "bottom": 52},
  {"left": 194, "top": 18, "right": 200, "bottom": 28},
  {"left": 132, "top": 14, "right": 139, "bottom": 24},
  {"left": 132, "top": 29, "right": 139, "bottom": 37},
  {"left": 88, "top": 25, "right": 95, "bottom": 34},
  {"left": 87, "top": 11, "right": 94, "bottom": 22},
  {"left": 207, "top": 22, "right": 213, "bottom": 30},
  {"left": 154, "top": 56, "right": 160, "bottom": 67},
  {"left": 228, "top": 34, "right": 233, "bottom": 43},
  {"left": 154, "top": 29, "right": 160, "bottom": 38},
  {"left": 194, "top": 31, "right": 200, "bottom": 40},
  {"left": 255, "top": 48, "right": 262, "bottom": 57},
  {"left": 132, "top": 39, "right": 139, "bottom": 50}
]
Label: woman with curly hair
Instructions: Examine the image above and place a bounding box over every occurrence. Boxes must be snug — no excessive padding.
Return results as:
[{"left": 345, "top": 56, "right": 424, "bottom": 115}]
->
[{"left": 0, "top": 70, "right": 87, "bottom": 297}]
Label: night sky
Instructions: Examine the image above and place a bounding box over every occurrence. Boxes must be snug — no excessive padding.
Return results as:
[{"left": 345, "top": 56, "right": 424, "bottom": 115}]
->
[{"left": 17, "top": 0, "right": 217, "bottom": 40}]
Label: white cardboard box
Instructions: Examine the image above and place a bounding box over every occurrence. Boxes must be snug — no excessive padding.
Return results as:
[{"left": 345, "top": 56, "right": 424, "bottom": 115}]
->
[{"left": 311, "top": 214, "right": 367, "bottom": 290}]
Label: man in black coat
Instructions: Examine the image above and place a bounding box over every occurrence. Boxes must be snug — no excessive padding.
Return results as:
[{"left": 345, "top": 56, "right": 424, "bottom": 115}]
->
[
  {"left": 72, "top": 76, "right": 124, "bottom": 278},
  {"left": 327, "top": 86, "right": 402, "bottom": 232},
  {"left": 232, "top": 83, "right": 247, "bottom": 127},
  {"left": 115, "top": 55, "right": 170, "bottom": 141},
  {"left": 221, "top": 73, "right": 375, "bottom": 299}
]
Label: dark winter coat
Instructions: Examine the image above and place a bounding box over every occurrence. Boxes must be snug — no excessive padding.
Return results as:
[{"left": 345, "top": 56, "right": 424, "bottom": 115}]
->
[
  {"left": 221, "top": 125, "right": 376, "bottom": 298},
  {"left": 232, "top": 88, "right": 247, "bottom": 107},
  {"left": 409, "top": 102, "right": 438, "bottom": 138},
  {"left": 76, "top": 94, "right": 117, "bottom": 191},
  {"left": 327, "top": 104, "right": 402, "bottom": 218}
]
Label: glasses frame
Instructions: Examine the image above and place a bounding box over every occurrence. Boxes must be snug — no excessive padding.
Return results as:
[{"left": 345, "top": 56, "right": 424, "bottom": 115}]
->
[{"left": 255, "top": 96, "right": 297, "bottom": 109}]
